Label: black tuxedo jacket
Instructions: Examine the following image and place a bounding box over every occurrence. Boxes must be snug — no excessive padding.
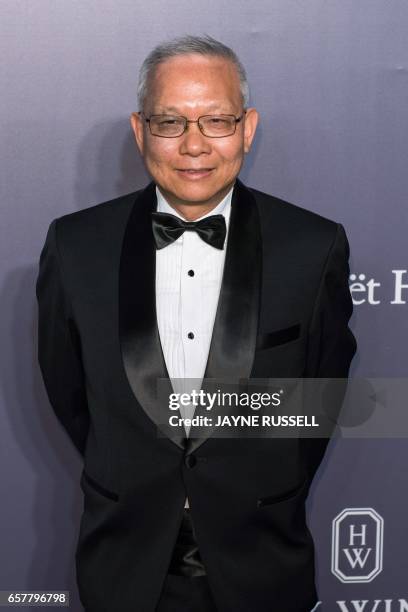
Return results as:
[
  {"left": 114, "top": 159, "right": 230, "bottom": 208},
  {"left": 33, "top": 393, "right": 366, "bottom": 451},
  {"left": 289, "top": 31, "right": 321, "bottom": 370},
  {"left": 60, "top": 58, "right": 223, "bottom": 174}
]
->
[{"left": 36, "top": 179, "right": 356, "bottom": 612}]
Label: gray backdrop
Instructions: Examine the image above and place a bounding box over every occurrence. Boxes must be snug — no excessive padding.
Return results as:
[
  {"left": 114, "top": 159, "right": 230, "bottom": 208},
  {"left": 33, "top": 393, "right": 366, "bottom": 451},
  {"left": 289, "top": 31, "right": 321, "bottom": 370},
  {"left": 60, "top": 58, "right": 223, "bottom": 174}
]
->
[{"left": 1, "top": 1, "right": 407, "bottom": 609}]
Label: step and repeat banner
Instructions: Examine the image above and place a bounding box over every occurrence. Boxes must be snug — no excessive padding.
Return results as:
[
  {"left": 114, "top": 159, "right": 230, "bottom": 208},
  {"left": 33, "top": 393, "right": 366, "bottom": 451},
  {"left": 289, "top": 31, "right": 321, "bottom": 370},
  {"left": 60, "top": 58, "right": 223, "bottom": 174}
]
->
[{"left": 1, "top": 1, "right": 407, "bottom": 610}]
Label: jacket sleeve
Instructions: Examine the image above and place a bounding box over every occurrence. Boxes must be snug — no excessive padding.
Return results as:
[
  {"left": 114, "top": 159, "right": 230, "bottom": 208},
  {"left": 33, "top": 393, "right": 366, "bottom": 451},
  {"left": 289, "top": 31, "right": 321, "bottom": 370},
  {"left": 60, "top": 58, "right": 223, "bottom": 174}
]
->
[
  {"left": 35, "top": 219, "right": 89, "bottom": 456},
  {"left": 302, "top": 223, "right": 357, "bottom": 477},
  {"left": 305, "top": 223, "right": 357, "bottom": 379}
]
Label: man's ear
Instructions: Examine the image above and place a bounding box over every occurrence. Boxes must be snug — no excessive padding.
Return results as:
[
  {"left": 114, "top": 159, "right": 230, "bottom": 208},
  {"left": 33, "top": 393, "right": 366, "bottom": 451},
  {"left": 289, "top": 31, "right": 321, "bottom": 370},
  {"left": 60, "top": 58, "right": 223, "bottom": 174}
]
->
[
  {"left": 130, "top": 112, "right": 144, "bottom": 155},
  {"left": 243, "top": 107, "right": 259, "bottom": 154}
]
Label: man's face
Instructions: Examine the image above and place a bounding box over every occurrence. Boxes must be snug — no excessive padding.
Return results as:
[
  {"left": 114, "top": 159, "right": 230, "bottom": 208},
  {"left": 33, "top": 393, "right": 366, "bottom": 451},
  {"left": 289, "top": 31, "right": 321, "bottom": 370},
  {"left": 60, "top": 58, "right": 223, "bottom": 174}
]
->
[{"left": 131, "top": 54, "right": 258, "bottom": 211}]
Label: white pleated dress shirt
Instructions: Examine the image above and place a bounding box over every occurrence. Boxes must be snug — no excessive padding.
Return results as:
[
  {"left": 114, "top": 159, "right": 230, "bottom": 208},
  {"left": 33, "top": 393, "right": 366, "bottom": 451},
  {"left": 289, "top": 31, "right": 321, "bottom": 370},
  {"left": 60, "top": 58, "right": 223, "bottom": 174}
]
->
[{"left": 155, "top": 184, "right": 233, "bottom": 508}]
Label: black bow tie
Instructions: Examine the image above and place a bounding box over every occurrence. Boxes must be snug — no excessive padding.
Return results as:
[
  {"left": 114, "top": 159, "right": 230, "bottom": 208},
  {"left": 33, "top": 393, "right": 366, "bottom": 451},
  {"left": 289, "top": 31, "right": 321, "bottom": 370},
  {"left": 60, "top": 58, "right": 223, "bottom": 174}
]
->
[{"left": 151, "top": 211, "right": 227, "bottom": 250}]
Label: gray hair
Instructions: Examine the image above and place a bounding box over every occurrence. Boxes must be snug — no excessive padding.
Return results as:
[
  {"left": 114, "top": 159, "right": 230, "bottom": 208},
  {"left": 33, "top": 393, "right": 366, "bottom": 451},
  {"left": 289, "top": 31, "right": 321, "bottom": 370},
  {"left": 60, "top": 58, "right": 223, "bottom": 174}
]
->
[{"left": 137, "top": 34, "right": 250, "bottom": 110}]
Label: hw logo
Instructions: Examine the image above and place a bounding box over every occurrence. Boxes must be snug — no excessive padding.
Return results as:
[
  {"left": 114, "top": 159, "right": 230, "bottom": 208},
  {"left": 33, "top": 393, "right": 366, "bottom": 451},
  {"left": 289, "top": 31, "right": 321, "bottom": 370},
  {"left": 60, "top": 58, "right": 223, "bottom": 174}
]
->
[{"left": 332, "top": 508, "right": 384, "bottom": 583}]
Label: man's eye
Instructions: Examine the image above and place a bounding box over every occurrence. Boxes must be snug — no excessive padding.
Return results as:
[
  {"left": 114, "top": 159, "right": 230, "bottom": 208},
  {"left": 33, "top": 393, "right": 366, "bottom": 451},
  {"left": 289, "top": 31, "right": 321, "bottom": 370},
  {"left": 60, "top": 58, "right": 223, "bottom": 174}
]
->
[
  {"left": 158, "top": 119, "right": 180, "bottom": 126},
  {"left": 208, "top": 117, "right": 230, "bottom": 127}
]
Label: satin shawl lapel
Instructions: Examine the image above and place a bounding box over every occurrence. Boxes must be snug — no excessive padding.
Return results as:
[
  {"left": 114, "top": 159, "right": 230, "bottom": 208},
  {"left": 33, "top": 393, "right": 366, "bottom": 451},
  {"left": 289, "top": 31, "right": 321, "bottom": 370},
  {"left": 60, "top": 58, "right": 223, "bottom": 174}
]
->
[
  {"left": 186, "top": 179, "right": 262, "bottom": 455},
  {"left": 119, "top": 182, "right": 186, "bottom": 450}
]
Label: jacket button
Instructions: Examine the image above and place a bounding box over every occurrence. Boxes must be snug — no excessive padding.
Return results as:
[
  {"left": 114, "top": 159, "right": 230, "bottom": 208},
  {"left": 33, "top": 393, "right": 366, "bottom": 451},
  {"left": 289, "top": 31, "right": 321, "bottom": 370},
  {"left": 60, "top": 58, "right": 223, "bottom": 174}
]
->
[{"left": 185, "top": 455, "right": 197, "bottom": 468}]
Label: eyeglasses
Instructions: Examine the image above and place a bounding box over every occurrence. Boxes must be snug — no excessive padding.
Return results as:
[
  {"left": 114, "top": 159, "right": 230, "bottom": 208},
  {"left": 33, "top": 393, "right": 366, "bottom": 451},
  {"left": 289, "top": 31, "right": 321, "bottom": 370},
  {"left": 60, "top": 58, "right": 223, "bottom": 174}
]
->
[{"left": 141, "top": 111, "right": 246, "bottom": 138}]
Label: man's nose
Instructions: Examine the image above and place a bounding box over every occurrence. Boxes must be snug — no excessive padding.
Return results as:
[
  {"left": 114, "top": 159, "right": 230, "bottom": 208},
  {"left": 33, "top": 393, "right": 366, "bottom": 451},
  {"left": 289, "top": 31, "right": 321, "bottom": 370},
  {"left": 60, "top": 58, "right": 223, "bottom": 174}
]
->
[{"left": 178, "top": 122, "right": 212, "bottom": 156}]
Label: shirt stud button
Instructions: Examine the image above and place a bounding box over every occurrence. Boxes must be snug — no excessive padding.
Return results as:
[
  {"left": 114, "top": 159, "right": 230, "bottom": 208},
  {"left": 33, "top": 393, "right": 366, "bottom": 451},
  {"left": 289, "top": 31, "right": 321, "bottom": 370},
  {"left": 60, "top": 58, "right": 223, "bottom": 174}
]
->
[
  {"left": 188, "top": 269, "right": 195, "bottom": 277},
  {"left": 187, "top": 332, "right": 194, "bottom": 340}
]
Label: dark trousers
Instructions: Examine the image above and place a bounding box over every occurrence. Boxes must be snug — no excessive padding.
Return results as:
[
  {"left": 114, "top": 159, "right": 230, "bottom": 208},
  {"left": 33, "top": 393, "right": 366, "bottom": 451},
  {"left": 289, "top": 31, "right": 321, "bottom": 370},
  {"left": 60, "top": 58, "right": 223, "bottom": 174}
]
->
[{"left": 156, "top": 509, "right": 218, "bottom": 612}]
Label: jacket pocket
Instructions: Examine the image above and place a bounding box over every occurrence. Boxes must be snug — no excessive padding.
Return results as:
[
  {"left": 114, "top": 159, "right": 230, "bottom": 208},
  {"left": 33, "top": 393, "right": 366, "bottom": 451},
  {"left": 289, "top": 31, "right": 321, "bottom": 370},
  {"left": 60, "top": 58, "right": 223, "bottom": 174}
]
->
[
  {"left": 81, "top": 470, "right": 119, "bottom": 502},
  {"left": 257, "top": 477, "right": 308, "bottom": 508},
  {"left": 256, "top": 323, "right": 301, "bottom": 351}
]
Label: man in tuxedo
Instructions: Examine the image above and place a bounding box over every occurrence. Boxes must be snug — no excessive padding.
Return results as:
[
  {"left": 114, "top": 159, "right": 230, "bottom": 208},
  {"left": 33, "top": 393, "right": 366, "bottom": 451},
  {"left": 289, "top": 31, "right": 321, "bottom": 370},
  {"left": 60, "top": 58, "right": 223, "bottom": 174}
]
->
[{"left": 36, "top": 35, "right": 356, "bottom": 612}]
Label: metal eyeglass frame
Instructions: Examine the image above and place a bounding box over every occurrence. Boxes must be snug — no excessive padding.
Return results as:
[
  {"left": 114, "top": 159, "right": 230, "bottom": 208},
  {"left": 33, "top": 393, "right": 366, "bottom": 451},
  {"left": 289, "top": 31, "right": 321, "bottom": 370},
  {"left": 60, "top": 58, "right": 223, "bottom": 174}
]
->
[{"left": 140, "top": 111, "right": 247, "bottom": 138}]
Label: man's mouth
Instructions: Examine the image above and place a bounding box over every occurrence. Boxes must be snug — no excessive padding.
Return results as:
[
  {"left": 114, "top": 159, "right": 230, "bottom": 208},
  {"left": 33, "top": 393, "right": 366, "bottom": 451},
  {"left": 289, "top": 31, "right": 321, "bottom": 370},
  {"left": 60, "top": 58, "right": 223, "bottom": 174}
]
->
[{"left": 176, "top": 168, "right": 214, "bottom": 178}]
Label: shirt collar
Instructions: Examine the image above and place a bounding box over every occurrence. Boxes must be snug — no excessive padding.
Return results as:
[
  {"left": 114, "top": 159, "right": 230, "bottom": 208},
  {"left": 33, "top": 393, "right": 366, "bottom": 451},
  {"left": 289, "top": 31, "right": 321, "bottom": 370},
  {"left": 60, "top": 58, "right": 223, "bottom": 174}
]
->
[{"left": 155, "top": 184, "right": 234, "bottom": 223}]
